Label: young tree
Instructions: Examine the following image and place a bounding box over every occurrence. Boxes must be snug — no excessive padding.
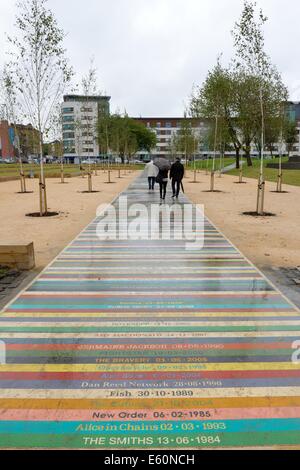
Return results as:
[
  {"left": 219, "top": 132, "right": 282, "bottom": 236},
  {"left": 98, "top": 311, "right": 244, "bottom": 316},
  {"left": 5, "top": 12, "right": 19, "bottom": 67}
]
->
[
  {"left": 175, "top": 115, "right": 195, "bottom": 165},
  {"left": 0, "top": 65, "right": 27, "bottom": 193},
  {"left": 7, "top": 0, "right": 73, "bottom": 215},
  {"left": 97, "top": 115, "right": 156, "bottom": 165},
  {"left": 232, "top": 0, "right": 287, "bottom": 214},
  {"left": 205, "top": 116, "right": 232, "bottom": 175},
  {"left": 167, "top": 134, "right": 176, "bottom": 161},
  {"left": 190, "top": 61, "right": 231, "bottom": 190},
  {"left": 81, "top": 59, "right": 100, "bottom": 191},
  {"left": 50, "top": 105, "right": 66, "bottom": 183},
  {"left": 129, "top": 119, "right": 157, "bottom": 156}
]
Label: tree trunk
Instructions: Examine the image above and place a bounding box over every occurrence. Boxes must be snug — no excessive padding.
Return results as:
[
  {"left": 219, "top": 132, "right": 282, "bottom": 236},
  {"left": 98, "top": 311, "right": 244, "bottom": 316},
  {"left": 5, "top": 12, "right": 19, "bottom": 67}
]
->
[
  {"left": 245, "top": 145, "right": 252, "bottom": 167},
  {"left": 235, "top": 148, "right": 240, "bottom": 169}
]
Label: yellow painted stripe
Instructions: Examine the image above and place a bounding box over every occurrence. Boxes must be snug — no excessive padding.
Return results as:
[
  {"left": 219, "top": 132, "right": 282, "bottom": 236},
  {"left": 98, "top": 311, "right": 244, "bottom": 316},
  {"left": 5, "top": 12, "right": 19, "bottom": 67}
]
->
[
  {"left": 1, "top": 387, "right": 300, "bottom": 399},
  {"left": 1, "top": 396, "right": 300, "bottom": 409}
]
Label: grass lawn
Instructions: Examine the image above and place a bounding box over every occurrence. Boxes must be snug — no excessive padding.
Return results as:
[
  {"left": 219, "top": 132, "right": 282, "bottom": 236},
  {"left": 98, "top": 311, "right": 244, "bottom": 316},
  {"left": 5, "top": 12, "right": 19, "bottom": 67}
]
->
[
  {"left": 0, "top": 164, "right": 81, "bottom": 179},
  {"left": 0, "top": 163, "right": 143, "bottom": 180},
  {"left": 227, "top": 157, "right": 300, "bottom": 187},
  {"left": 188, "top": 158, "right": 236, "bottom": 172}
]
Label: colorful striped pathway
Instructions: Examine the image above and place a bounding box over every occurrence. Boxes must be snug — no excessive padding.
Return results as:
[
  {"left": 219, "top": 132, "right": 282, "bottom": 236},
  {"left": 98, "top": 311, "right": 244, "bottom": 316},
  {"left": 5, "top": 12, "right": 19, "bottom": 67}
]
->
[{"left": 1, "top": 174, "right": 300, "bottom": 449}]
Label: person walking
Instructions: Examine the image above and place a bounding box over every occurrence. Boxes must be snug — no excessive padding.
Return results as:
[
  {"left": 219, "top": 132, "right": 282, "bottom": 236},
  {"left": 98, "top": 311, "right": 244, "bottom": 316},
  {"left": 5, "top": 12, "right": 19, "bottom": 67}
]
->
[
  {"left": 157, "top": 168, "right": 169, "bottom": 200},
  {"left": 145, "top": 160, "right": 158, "bottom": 191},
  {"left": 170, "top": 157, "right": 185, "bottom": 199}
]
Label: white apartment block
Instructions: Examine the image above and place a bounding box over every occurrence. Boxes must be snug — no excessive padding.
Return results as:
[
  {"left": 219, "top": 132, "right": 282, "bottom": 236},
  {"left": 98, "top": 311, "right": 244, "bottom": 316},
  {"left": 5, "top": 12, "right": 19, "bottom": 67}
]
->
[
  {"left": 133, "top": 117, "right": 208, "bottom": 160},
  {"left": 62, "top": 95, "right": 110, "bottom": 163},
  {"left": 134, "top": 113, "right": 300, "bottom": 161}
]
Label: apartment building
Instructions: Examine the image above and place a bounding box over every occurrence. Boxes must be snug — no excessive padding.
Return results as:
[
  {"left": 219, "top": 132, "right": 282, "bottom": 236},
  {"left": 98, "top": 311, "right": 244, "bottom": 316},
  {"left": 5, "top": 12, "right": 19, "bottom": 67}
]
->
[
  {"left": 16, "top": 123, "right": 40, "bottom": 159},
  {"left": 133, "top": 117, "right": 208, "bottom": 160},
  {"left": 62, "top": 95, "right": 110, "bottom": 163},
  {"left": 0, "top": 120, "right": 15, "bottom": 159},
  {"left": 134, "top": 107, "right": 300, "bottom": 161},
  {"left": 0, "top": 121, "right": 40, "bottom": 160}
]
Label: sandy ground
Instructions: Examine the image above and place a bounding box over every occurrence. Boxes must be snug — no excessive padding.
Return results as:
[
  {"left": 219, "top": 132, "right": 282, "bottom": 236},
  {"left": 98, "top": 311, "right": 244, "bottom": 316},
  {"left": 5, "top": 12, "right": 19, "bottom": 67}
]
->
[
  {"left": 184, "top": 170, "right": 300, "bottom": 270},
  {"left": 0, "top": 169, "right": 138, "bottom": 271},
  {"left": 1, "top": 168, "right": 299, "bottom": 272}
]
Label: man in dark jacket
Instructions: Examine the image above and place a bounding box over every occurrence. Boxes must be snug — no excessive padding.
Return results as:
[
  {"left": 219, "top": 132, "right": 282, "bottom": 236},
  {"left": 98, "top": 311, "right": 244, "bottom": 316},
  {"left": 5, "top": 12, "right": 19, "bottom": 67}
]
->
[{"left": 170, "top": 158, "right": 185, "bottom": 199}]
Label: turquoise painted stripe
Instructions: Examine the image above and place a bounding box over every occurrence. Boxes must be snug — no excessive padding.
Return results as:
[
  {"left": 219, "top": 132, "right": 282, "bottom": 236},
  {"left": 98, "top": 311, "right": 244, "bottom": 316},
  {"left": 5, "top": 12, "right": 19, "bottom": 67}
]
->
[
  {"left": 1, "top": 419, "right": 300, "bottom": 434},
  {"left": 8, "top": 305, "right": 293, "bottom": 311}
]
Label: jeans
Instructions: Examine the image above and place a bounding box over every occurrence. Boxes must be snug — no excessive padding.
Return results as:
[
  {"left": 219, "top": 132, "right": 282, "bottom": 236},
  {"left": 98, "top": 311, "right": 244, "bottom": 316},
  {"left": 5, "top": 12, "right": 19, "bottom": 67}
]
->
[
  {"left": 159, "top": 181, "right": 168, "bottom": 199},
  {"left": 148, "top": 177, "right": 156, "bottom": 190},
  {"left": 172, "top": 179, "right": 182, "bottom": 197}
]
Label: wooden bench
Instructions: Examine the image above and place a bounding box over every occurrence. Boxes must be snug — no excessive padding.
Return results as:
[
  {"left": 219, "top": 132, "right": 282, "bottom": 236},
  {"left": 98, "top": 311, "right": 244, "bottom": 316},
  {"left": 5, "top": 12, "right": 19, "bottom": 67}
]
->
[{"left": 0, "top": 243, "right": 35, "bottom": 270}]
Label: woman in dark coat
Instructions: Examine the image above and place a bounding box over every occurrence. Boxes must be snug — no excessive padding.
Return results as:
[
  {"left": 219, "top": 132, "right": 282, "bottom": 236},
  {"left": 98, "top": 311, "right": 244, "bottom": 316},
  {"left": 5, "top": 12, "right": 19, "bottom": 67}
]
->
[{"left": 156, "top": 168, "right": 169, "bottom": 200}]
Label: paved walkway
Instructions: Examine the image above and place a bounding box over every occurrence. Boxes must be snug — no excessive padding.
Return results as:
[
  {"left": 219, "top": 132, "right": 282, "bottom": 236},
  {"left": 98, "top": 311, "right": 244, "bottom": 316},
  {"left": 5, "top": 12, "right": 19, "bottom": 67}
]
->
[
  {"left": 222, "top": 160, "right": 245, "bottom": 173},
  {"left": 1, "top": 174, "right": 300, "bottom": 449}
]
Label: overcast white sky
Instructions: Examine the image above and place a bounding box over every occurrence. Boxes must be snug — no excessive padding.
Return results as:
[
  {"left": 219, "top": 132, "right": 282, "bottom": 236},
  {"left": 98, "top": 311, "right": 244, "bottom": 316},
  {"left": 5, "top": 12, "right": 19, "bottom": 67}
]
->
[{"left": 0, "top": 0, "right": 300, "bottom": 117}]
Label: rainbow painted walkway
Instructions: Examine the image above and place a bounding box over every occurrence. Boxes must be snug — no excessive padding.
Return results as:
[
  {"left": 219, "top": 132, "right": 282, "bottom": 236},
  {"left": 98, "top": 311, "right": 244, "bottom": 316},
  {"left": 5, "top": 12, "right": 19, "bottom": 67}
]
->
[{"left": 1, "top": 174, "right": 300, "bottom": 449}]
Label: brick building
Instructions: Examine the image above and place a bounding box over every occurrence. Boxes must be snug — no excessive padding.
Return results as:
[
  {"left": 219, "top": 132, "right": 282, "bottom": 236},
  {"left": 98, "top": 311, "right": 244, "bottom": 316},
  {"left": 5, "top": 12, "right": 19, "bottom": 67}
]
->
[{"left": 0, "top": 120, "right": 15, "bottom": 160}]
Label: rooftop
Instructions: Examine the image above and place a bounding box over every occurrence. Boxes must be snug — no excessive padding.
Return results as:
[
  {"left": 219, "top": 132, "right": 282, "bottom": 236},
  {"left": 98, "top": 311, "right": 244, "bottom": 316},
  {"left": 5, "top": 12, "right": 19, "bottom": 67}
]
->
[{"left": 64, "top": 95, "right": 111, "bottom": 102}]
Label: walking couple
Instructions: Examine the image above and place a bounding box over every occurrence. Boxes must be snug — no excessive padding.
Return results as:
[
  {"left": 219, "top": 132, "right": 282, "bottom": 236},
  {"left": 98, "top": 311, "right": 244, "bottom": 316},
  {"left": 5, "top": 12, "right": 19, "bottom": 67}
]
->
[{"left": 146, "top": 158, "right": 185, "bottom": 200}]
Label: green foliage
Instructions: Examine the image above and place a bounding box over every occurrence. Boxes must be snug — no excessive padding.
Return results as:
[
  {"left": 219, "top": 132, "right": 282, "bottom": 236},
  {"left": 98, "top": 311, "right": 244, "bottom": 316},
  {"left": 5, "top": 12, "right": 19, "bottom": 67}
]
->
[
  {"left": 283, "top": 119, "right": 298, "bottom": 154},
  {"left": 172, "top": 115, "right": 198, "bottom": 160},
  {"left": 97, "top": 114, "right": 156, "bottom": 161},
  {"left": 190, "top": 1, "right": 288, "bottom": 169},
  {"left": 190, "top": 62, "right": 241, "bottom": 164}
]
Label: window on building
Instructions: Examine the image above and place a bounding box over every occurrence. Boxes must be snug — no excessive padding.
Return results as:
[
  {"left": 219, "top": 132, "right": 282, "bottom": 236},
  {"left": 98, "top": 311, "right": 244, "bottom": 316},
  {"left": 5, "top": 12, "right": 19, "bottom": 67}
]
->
[
  {"left": 63, "top": 139, "right": 75, "bottom": 154},
  {"left": 83, "top": 148, "right": 94, "bottom": 153},
  {"left": 166, "top": 122, "right": 172, "bottom": 128},
  {"left": 63, "top": 139, "right": 75, "bottom": 146},
  {"left": 62, "top": 107, "right": 74, "bottom": 114},
  {"left": 62, "top": 124, "right": 75, "bottom": 131},
  {"left": 156, "top": 122, "right": 161, "bottom": 128},
  {"left": 81, "top": 107, "right": 93, "bottom": 112},
  {"left": 63, "top": 132, "right": 75, "bottom": 139},
  {"left": 63, "top": 115, "right": 74, "bottom": 122},
  {"left": 63, "top": 147, "right": 75, "bottom": 154}
]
